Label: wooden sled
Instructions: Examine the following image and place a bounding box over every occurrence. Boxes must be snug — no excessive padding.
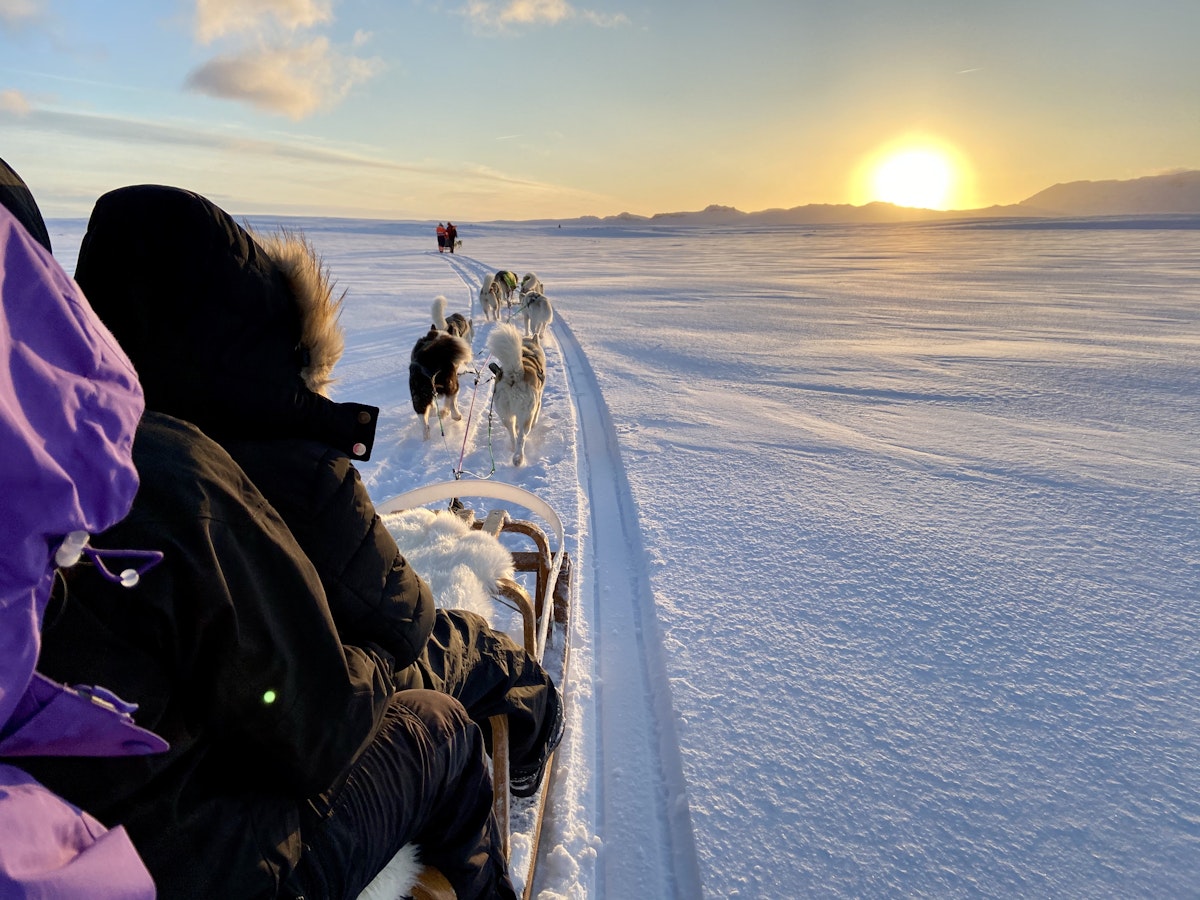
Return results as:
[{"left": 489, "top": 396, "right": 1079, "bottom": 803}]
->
[{"left": 375, "top": 481, "right": 572, "bottom": 900}]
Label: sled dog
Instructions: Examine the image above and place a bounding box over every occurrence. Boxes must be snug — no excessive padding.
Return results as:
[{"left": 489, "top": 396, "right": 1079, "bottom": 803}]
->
[
  {"left": 494, "top": 270, "right": 520, "bottom": 308},
  {"left": 479, "top": 274, "right": 501, "bottom": 321},
  {"left": 488, "top": 322, "right": 546, "bottom": 466},
  {"left": 521, "top": 290, "right": 554, "bottom": 340},
  {"left": 409, "top": 327, "right": 472, "bottom": 440},
  {"left": 432, "top": 294, "right": 474, "bottom": 345},
  {"left": 520, "top": 272, "right": 544, "bottom": 296}
]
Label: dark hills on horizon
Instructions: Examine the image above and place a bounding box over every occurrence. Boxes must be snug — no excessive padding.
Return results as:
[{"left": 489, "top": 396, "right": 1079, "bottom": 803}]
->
[{"left": 550, "top": 170, "right": 1200, "bottom": 227}]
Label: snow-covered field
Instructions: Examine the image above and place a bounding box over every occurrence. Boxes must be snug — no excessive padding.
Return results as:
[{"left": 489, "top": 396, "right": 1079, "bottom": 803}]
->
[{"left": 53, "top": 216, "right": 1200, "bottom": 898}]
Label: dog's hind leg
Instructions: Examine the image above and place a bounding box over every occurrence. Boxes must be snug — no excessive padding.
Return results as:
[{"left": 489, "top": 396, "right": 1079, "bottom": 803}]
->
[
  {"left": 501, "top": 415, "right": 521, "bottom": 465},
  {"left": 513, "top": 410, "right": 539, "bottom": 466}
]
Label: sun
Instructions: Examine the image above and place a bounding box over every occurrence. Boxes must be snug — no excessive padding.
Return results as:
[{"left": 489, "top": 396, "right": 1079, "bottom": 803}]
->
[
  {"left": 873, "top": 149, "right": 954, "bottom": 209},
  {"left": 854, "top": 138, "right": 972, "bottom": 210}
]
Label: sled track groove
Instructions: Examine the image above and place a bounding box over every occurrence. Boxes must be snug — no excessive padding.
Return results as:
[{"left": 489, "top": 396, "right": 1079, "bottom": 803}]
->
[{"left": 553, "top": 316, "right": 703, "bottom": 899}]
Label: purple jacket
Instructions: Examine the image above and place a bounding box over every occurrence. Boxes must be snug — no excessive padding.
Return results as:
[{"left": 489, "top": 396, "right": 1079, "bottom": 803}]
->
[{"left": 0, "top": 205, "right": 165, "bottom": 897}]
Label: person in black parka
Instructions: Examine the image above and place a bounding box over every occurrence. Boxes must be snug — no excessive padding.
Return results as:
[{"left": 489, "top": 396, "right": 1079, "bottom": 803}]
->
[{"left": 72, "top": 184, "right": 562, "bottom": 788}]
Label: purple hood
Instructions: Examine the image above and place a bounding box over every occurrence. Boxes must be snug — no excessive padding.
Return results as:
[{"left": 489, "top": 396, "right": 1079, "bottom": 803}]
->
[{"left": 0, "top": 202, "right": 164, "bottom": 895}]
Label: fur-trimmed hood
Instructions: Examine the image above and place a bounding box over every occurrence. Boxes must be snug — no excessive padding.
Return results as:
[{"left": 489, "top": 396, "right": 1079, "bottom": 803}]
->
[
  {"left": 253, "top": 227, "right": 345, "bottom": 397},
  {"left": 74, "top": 184, "right": 377, "bottom": 459}
]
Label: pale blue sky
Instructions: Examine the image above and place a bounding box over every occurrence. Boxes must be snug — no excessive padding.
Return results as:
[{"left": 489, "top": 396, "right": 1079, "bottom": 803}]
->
[{"left": 1, "top": 0, "right": 1197, "bottom": 220}]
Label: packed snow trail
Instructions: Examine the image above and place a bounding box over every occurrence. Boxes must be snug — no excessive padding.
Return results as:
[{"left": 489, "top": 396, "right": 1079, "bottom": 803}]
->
[
  {"left": 433, "top": 251, "right": 703, "bottom": 896},
  {"left": 551, "top": 316, "right": 704, "bottom": 899}
]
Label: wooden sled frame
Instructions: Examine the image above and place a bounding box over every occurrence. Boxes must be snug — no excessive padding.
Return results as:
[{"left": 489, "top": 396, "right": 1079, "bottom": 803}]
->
[{"left": 376, "top": 481, "right": 571, "bottom": 899}]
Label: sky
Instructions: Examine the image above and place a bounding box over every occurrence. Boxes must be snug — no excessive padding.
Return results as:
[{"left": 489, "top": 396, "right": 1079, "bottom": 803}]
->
[
  {"left": 5, "top": 1, "right": 1199, "bottom": 219},
  {"left": 48, "top": 209, "right": 1200, "bottom": 897}
]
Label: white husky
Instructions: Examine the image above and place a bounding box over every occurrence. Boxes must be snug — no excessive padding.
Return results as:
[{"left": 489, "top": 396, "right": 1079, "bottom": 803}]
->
[
  {"left": 479, "top": 273, "right": 501, "bottom": 321},
  {"left": 488, "top": 322, "right": 546, "bottom": 466},
  {"left": 520, "top": 290, "right": 553, "bottom": 340},
  {"left": 520, "top": 272, "right": 543, "bottom": 296}
]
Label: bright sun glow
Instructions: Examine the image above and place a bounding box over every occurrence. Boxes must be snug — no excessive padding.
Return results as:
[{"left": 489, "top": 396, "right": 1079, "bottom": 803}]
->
[
  {"left": 872, "top": 149, "right": 954, "bottom": 209},
  {"left": 854, "top": 138, "right": 973, "bottom": 210}
]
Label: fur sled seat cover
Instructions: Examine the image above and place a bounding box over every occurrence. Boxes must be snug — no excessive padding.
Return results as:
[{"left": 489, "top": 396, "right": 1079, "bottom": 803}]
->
[
  {"left": 358, "top": 510, "right": 516, "bottom": 900},
  {"left": 381, "top": 508, "right": 515, "bottom": 619},
  {"left": 73, "top": 184, "right": 379, "bottom": 460}
]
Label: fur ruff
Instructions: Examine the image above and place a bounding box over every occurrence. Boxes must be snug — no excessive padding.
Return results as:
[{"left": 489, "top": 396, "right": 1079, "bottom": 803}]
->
[
  {"left": 252, "top": 228, "right": 344, "bottom": 397},
  {"left": 381, "top": 508, "right": 515, "bottom": 618}
]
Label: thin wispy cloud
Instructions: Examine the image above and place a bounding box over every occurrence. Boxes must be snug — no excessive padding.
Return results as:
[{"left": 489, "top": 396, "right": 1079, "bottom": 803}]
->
[
  {"left": 0, "top": 102, "right": 568, "bottom": 191},
  {"left": 463, "top": 0, "right": 628, "bottom": 32},
  {"left": 186, "top": 0, "right": 380, "bottom": 118}
]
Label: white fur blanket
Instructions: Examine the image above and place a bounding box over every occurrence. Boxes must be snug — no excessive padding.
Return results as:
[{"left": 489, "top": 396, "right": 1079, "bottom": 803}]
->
[
  {"left": 356, "top": 509, "right": 516, "bottom": 900},
  {"left": 381, "top": 507, "right": 515, "bottom": 618},
  {"left": 356, "top": 843, "right": 421, "bottom": 900}
]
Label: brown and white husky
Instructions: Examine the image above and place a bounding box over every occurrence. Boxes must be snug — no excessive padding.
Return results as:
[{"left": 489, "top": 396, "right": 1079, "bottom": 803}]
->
[{"left": 487, "top": 322, "right": 546, "bottom": 466}]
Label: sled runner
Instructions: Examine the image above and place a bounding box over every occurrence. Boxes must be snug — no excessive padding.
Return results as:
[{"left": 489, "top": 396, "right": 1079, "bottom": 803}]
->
[{"left": 375, "top": 480, "right": 572, "bottom": 900}]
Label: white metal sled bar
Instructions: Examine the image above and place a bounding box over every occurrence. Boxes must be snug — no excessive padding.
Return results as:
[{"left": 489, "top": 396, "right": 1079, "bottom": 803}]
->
[{"left": 377, "top": 480, "right": 563, "bottom": 543}]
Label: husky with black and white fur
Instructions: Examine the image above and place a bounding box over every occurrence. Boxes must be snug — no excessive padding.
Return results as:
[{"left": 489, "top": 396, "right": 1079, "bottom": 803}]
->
[
  {"left": 409, "top": 324, "right": 472, "bottom": 440},
  {"left": 488, "top": 322, "right": 546, "bottom": 466}
]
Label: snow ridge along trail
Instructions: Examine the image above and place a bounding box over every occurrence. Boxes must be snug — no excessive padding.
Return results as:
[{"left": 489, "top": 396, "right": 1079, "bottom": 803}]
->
[{"left": 549, "top": 316, "right": 703, "bottom": 899}]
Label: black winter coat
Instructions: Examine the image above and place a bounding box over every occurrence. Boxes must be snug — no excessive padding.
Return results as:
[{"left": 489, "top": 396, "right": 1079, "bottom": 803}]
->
[
  {"left": 27, "top": 413, "right": 397, "bottom": 898},
  {"left": 225, "top": 436, "right": 435, "bottom": 669},
  {"left": 71, "top": 182, "right": 437, "bottom": 678}
]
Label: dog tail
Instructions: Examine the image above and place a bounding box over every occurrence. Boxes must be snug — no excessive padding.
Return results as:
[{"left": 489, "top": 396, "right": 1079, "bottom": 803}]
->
[
  {"left": 431, "top": 294, "right": 448, "bottom": 330},
  {"left": 445, "top": 332, "right": 473, "bottom": 369},
  {"left": 487, "top": 322, "right": 525, "bottom": 374}
]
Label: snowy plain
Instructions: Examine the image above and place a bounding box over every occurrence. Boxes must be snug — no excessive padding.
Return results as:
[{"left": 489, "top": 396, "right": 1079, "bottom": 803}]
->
[{"left": 52, "top": 216, "right": 1200, "bottom": 899}]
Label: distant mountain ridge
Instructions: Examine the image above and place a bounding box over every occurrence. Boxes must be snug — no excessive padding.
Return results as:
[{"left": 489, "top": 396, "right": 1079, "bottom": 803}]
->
[
  {"left": 558, "top": 170, "right": 1200, "bottom": 227},
  {"left": 1019, "top": 170, "right": 1200, "bottom": 216}
]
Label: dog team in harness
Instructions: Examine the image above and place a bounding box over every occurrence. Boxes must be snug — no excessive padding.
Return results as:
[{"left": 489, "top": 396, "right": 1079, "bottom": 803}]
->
[{"left": 0, "top": 158, "right": 564, "bottom": 899}]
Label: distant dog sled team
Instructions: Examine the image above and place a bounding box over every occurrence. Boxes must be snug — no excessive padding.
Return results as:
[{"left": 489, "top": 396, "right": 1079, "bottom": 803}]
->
[
  {"left": 410, "top": 260, "right": 556, "bottom": 466},
  {"left": 436, "top": 221, "right": 459, "bottom": 252}
]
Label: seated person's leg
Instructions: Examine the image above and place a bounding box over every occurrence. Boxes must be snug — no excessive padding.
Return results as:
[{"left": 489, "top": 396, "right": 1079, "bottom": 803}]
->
[
  {"left": 400, "top": 609, "right": 563, "bottom": 773},
  {"left": 290, "top": 689, "right": 515, "bottom": 900}
]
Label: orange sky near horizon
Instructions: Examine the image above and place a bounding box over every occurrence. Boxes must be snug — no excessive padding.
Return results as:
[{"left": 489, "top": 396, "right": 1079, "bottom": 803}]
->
[{"left": 1, "top": 3, "right": 1196, "bottom": 220}]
